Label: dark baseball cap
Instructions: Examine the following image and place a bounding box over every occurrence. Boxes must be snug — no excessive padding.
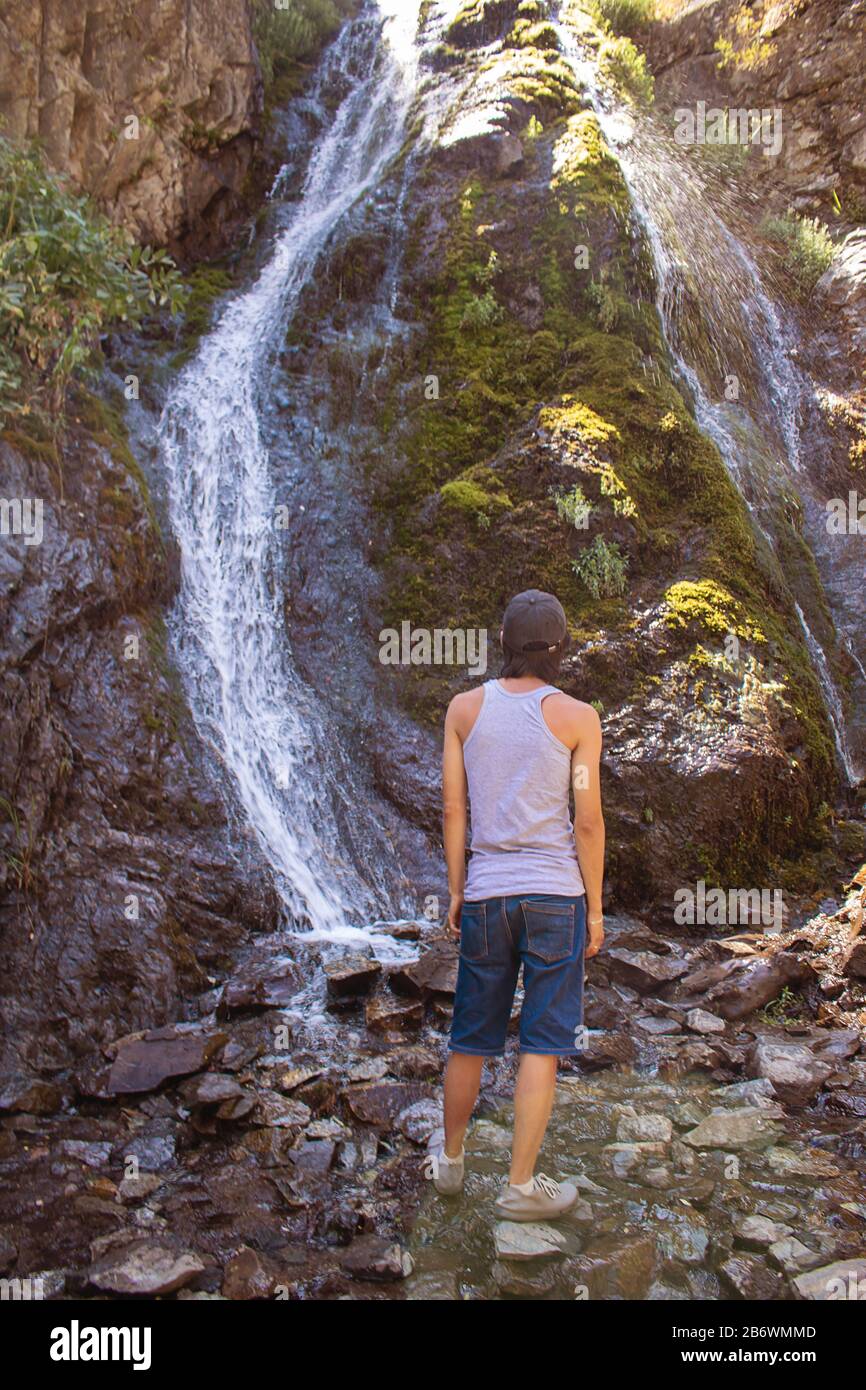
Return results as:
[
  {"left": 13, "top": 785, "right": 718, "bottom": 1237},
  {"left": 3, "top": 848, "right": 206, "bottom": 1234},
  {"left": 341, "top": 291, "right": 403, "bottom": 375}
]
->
[{"left": 502, "top": 589, "right": 567, "bottom": 653}]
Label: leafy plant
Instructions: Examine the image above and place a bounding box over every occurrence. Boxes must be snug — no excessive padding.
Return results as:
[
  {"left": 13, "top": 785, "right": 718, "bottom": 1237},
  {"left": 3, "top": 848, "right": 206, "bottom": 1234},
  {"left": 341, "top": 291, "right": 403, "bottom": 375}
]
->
[
  {"left": 252, "top": 0, "right": 355, "bottom": 97},
  {"left": 760, "top": 212, "right": 836, "bottom": 294},
  {"left": 715, "top": 4, "right": 776, "bottom": 72},
  {"left": 572, "top": 534, "right": 628, "bottom": 598},
  {"left": 0, "top": 137, "right": 185, "bottom": 425},
  {"left": 598, "top": 35, "right": 654, "bottom": 106},
  {"left": 460, "top": 288, "right": 504, "bottom": 331},
  {"left": 553, "top": 483, "right": 591, "bottom": 528},
  {"left": 587, "top": 0, "right": 655, "bottom": 36}
]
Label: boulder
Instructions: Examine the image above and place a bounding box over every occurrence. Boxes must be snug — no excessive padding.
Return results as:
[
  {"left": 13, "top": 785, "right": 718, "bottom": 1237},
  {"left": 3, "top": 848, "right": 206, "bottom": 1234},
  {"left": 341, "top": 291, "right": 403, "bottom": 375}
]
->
[
  {"left": 346, "top": 1081, "right": 433, "bottom": 1129},
  {"left": 341, "top": 1235, "right": 413, "bottom": 1282},
  {"left": 493, "top": 1222, "right": 567, "bottom": 1261},
  {"left": 681, "top": 1107, "right": 781, "bottom": 1150},
  {"left": 685, "top": 1008, "right": 726, "bottom": 1035},
  {"left": 106, "top": 1026, "right": 228, "bottom": 1095},
  {"left": 615, "top": 1113, "right": 673, "bottom": 1144},
  {"left": 389, "top": 939, "right": 459, "bottom": 998},
  {"left": 703, "top": 955, "right": 815, "bottom": 1021},
  {"left": 746, "top": 1039, "right": 833, "bottom": 1108},
  {"left": 365, "top": 994, "right": 424, "bottom": 1032},
  {"left": 793, "top": 1257, "right": 866, "bottom": 1300},
  {"left": 88, "top": 1240, "right": 204, "bottom": 1295},
  {"left": 222, "top": 1246, "right": 279, "bottom": 1300},
  {"left": 733, "top": 1214, "right": 793, "bottom": 1251},
  {"left": 324, "top": 954, "right": 382, "bottom": 1000},
  {"left": 608, "top": 949, "right": 690, "bottom": 994}
]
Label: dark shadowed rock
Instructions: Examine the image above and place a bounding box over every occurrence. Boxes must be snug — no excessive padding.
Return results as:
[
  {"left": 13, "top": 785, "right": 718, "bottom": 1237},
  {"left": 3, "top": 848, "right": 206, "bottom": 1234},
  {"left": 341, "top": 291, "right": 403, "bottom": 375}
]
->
[
  {"left": 341, "top": 1234, "right": 413, "bottom": 1281},
  {"left": 719, "top": 1254, "right": 784, "bottom": 1300},
  {"left": 324, "top": 954, "right": 382, "bottom": 1000},
  {"left": 389, "top": 939, "right": 459, "bottom": 998},
  {"left": 608, "top": 949, "right": 690, "bottom": 994},
  {"left": 346, "top": 1081, "right": 434, "bottom": 1128},
  {"left": 106, "top": 1026, "right": 228, "bottom": 1095}
]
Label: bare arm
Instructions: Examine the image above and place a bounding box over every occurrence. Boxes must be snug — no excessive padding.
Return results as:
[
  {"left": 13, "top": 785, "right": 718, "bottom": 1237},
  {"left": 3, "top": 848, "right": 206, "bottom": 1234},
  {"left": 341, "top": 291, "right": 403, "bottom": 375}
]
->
[
  {"left": 571, "top": 705, "right": 605, "bottom": 957},
  {"left": 442, "top": 698, "right": 468, "bottom": 934}
]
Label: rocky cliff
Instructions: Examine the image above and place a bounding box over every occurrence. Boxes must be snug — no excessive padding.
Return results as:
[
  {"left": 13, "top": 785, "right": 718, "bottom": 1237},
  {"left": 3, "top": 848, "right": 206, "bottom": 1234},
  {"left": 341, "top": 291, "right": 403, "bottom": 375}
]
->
[
  {"left": 0, "top": 397, "right": 280, "bottom": 1099},
  {"left": 0, "top": 0, "right": 262, "bottom": 254}
]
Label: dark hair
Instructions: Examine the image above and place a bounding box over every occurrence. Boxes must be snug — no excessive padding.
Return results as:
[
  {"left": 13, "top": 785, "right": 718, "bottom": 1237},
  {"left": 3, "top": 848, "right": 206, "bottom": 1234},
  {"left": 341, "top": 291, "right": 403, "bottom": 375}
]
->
[{"left": 501, "top": 632, "right": 570, "bottom": 683}]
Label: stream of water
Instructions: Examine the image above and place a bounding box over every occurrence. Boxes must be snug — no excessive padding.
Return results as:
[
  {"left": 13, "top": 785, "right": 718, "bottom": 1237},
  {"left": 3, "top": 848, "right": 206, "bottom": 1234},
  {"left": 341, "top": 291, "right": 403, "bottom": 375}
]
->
[
  {"left": 555, "top": 9, "right": 865, "bottom": 784},
  {"left": 157, "top": 3, "right": 440, "bottom": 941},
  {"left": 156, "top": 2, "right": 862, "bottom": 950}
]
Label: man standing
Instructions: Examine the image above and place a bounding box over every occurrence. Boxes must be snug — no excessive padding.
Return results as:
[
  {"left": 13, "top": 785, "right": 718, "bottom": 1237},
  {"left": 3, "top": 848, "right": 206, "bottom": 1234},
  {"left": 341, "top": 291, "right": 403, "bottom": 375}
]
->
[{"left": 429, "top": 589, "right": 605, "bottom": 1219}]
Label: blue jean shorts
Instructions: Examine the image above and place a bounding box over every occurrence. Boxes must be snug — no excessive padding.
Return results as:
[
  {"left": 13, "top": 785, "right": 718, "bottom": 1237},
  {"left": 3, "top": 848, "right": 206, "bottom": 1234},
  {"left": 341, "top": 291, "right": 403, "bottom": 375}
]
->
[{"left": 449, "top": 894, "right": 587, "bottom": 1057}]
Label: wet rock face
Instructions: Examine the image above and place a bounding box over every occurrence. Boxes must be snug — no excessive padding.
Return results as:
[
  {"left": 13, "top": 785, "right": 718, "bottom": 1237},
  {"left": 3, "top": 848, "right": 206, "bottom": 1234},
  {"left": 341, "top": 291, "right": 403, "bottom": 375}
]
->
[
  {"left": 0, "top": 425, "right": 280, "bottom": 1087},
  {"left": 644, "top": 0, "right": 866, "bottom": 206},
  {"left": 0, "top": 0, "right": 262, "bottom": 254}
]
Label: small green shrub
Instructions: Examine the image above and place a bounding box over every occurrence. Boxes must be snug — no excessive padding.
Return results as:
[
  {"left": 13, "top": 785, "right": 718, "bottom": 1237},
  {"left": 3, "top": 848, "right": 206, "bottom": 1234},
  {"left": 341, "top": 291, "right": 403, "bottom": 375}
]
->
[
  {"left": 553, "top": 483, "right": 592, "bottom": 528},
  {"left": 252, "top": 0, "right": 354, "bottom": 98},
  {"left": 598, "top": 35, "right": 654, "bottom": 106},
  {"left": 760, "top": 212, "right": 836, "bottom": 293},
  {"left": 460, "top": 289, "right": 505, "bottom": 331},
  {"left": 572, "top": 534, "right": 628, "bottom": 598},
  {"left": 587, "top": 0, "right": 655, "bottom": 37},
  {"left": 0, "top": 137, "right": 184, "bottom": 424}
]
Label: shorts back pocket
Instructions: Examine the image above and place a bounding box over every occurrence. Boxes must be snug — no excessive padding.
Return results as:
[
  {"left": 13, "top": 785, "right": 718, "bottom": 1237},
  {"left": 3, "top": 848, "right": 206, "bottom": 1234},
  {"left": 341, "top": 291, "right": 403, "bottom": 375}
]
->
[
  {"left": 521, "top": 900, "right": 574, "bottom": 963},
  {"left": 460, "top": 901, "right": 488, "bottom": 961}
]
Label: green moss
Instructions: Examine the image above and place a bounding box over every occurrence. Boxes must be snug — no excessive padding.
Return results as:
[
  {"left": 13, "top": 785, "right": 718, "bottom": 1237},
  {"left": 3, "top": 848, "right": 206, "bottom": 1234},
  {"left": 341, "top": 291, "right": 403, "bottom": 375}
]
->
[
  {"left": 73, "top": 385, "right": 162, "bottom": 548},
  {"left": 663, "top": 579, "right": 764, "bottom": 640},
  {"left": 440, "top": 465, "right": 514, "bottom": 522},
  {"left": 168, "top": 263, "right": 235, "bottom": 369}
]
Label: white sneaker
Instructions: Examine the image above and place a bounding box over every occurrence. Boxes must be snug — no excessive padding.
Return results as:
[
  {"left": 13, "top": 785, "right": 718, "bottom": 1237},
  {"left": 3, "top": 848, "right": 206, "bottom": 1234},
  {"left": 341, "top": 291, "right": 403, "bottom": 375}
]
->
[
  {"left": 494, "top": 1172, "right": 577, "bottom": 1221},
  {"left": 424, "top": 1128, "right": 465, "bottom": 1195}
]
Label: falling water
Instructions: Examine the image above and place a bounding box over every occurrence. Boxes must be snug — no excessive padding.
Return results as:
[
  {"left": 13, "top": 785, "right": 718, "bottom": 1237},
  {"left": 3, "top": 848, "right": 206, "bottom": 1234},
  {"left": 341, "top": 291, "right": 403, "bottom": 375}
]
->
[
  {"left": 555, "top": 11, "right": 863, "bottom": 783},
  {"left": 157, "top": 3, "right": 434, "bottom": 937}
]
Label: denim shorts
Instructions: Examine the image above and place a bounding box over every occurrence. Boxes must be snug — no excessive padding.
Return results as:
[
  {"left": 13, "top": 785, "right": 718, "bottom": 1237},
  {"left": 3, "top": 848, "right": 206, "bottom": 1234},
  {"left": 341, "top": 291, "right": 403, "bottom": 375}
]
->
[{"left": 449, "top": 894, "right": 587, "bottom": 1057}]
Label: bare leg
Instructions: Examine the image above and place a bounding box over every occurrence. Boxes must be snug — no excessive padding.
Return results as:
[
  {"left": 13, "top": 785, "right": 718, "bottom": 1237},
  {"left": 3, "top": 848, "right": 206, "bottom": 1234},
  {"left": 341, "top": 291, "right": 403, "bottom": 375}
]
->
[
  {"left": 509, "top": 1053, "right": 558, "bottom": 1185},
  {"left": 443, "top": 1052, "right": 484, "bottom": 1157}
]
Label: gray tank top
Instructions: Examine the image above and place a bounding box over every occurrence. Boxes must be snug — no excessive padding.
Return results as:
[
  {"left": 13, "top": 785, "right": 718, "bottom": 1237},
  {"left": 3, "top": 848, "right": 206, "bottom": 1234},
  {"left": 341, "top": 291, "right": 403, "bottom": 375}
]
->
[{"left": 463, "top": 680, "right": 585, "bottom": 901}]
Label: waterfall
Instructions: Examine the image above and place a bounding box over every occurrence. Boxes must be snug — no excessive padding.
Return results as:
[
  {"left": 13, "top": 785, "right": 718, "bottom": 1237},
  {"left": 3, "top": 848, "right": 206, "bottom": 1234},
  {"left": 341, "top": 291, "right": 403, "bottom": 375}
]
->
[
  {"left": 554, "top": 12, "right": 863, "bottom": 784},
  {"left": 157, "top": 3, "right": 435, "bottom": 938}
]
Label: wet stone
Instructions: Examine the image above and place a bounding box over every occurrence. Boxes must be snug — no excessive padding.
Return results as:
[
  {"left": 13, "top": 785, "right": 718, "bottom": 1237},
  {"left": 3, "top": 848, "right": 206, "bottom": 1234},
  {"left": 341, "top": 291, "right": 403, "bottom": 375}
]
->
[
  {"left": 493, "top": 1222, "right": 567, "bottom": 1261},
  {"left": 106, "top": 1027, "right": 228, "bottom": 1095},
  {"left": 389, "top": 939, "right": 459, "bottom": 998},
  {"left": 492, "top": 1259, "right": 559, "bottom": 1296},
  {"left": 398, "top": 1100, "right": 442, "bottom": 1145},
  {"left": 341, "top": 1235, "right": 413, "bottom": 1282},
  {"left": 768, "top": 1236, "right": 825, "bottom": 1275},
  {"left": 732, "top": 1214, "right": 793, "bottom": 1250},
  {"left": 365, "top": 994, "right": 424, "bottom": 1032},
  {"left": 719, "top": 1254, "right": 784, "bottom": 1300},
  {"left": 324, "top": 953, "right": 382, "bottom": 1001},
  {"left": 793, "top": 1257, "right": 866, "bottom": 1300},
  {"left": 681, "top": 1107, "right": 781, "bottom": 1150},
  {"left": 346, "top": 1081, "right": 433, "bottom": 1129},
  {"left": 88, "top": 1240, "right": 204, "bottom": 1296}
]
